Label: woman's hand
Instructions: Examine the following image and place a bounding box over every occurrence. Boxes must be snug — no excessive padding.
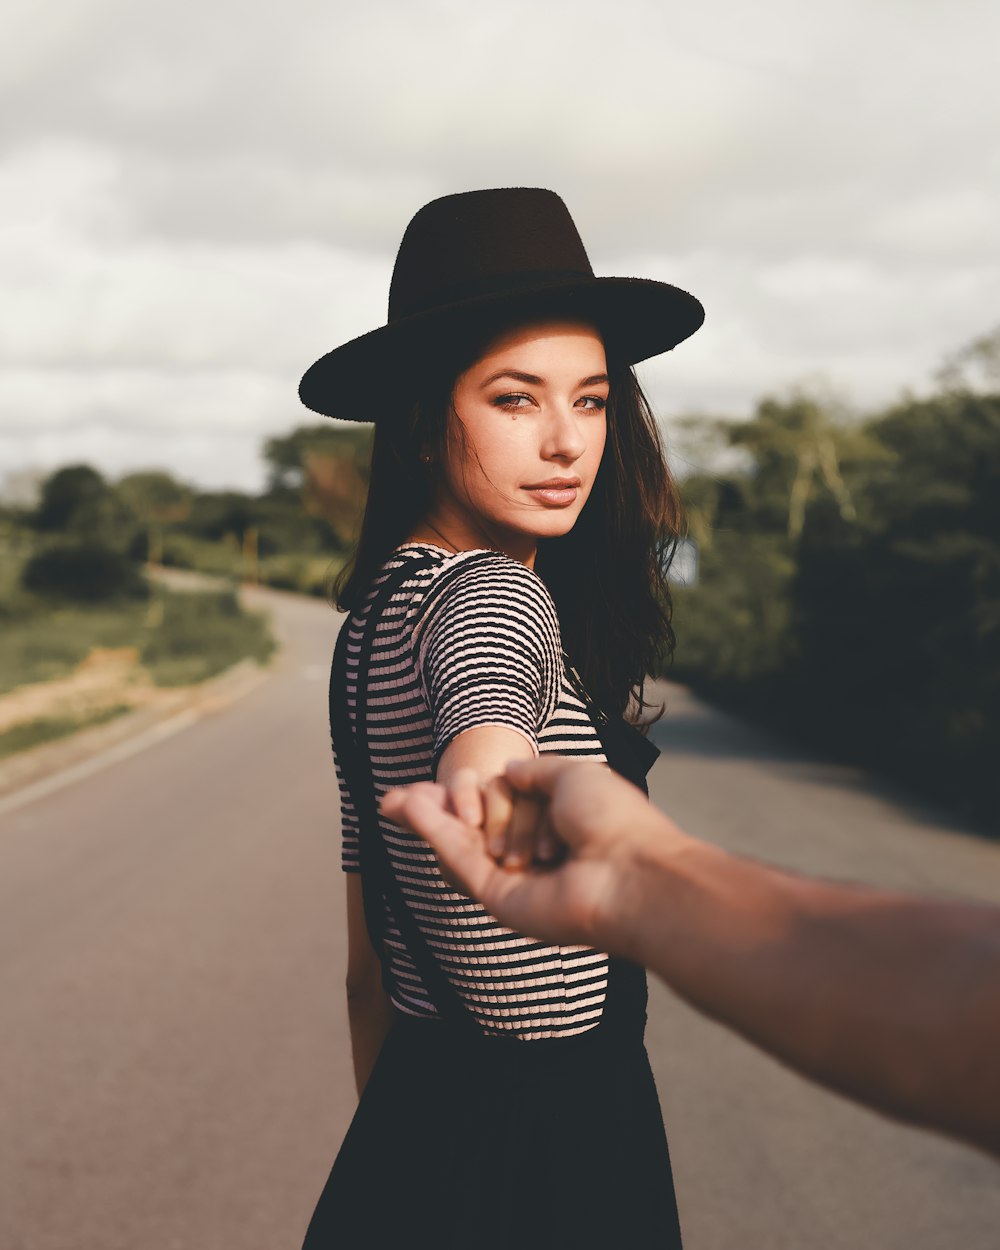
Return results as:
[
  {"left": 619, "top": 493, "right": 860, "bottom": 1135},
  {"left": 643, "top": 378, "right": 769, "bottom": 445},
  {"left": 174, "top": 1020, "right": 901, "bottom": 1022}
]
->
[
  {"left": 433, "top": 725, "right": 536, "bottom": 839},
  {"left": 480, "top": 772, "right": 564, "bottom": 869},
  {"left": 436, "top": 767, "right": 563, "bottom": 869}
]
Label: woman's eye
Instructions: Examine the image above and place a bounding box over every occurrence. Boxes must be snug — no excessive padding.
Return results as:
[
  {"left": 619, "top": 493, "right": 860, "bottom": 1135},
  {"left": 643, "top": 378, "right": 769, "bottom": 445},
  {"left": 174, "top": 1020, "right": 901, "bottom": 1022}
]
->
[
  {"left": 490, "top": 393, "right": 606, "bottom": 413},
  {"left": 493, "top": 393, "right": 533, "bottom": 411}
]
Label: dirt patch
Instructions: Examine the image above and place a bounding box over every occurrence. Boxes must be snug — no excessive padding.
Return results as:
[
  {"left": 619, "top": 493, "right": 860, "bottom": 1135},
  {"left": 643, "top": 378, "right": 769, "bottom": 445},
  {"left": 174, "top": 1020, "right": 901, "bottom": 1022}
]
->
[{"left": 0, "top": 647, "right": 180, "bottom": 735}]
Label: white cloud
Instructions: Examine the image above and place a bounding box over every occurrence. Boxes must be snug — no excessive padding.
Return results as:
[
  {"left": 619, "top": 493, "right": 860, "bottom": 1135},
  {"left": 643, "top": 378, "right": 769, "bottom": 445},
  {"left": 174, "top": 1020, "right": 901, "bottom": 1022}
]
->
[
  {"left": 0, "top": 366, "right": 303, "bottom": 492},
  {"left": 1, "top": 0, "right": 999, "bottom": 490},
  {"left": 867, "top": 190, "right": 1000, "bottom": 257},
  {"left": 0, "top": 139, "right": 396, "bottom": 376}
]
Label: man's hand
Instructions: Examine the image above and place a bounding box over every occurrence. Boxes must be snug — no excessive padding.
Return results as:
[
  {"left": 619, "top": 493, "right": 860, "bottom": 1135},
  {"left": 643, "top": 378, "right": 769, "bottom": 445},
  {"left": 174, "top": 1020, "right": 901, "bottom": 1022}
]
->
[{"left": 379, "top": 757, "right": 691, "bottom": 950}]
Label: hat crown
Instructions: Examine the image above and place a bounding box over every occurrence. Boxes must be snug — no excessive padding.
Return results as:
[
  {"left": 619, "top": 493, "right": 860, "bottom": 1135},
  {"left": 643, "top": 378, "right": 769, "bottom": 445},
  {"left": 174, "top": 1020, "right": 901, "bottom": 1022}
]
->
[{"left": 388, "top": 187, "right": 594, "bottom": 322}]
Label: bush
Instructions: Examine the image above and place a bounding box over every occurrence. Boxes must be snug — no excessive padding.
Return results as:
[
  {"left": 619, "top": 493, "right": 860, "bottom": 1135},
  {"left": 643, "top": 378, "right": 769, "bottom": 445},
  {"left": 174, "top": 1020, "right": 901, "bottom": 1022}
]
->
[
  {"left": 159, "top": 532, "right": 244, "bottom": 578},
  {"left": 20, "top": 543, "right": 150, "bottom": 603},
  {"left": 259, "top": 552, "right": 344, "bottom": 598},
  {"left": 139, "top": 588, "right": 275, "bottom": 685}
]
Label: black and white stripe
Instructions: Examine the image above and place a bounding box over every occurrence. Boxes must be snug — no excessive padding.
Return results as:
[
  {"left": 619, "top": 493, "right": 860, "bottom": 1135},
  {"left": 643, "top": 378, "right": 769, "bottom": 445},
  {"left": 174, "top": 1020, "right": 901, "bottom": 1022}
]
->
[{"left": 334, "top": 542, "right": 610, "bottom": 1039}]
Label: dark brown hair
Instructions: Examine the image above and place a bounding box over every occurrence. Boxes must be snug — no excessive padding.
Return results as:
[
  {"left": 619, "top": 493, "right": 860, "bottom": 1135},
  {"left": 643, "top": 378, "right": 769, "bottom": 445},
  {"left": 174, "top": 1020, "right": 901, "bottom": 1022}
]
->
[{"left": 333, "top": 307, "right": 683, "bottom": 725}]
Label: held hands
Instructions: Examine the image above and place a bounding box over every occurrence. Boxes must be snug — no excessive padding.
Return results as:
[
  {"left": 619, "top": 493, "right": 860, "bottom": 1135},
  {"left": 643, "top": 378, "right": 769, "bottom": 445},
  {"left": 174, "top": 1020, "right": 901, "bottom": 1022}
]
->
[
  {"left": 423, "top": 766, "right": 565, "bottom": 871},
  {"left": 379, "top": 758, "right": 690, "bottom": 952}
]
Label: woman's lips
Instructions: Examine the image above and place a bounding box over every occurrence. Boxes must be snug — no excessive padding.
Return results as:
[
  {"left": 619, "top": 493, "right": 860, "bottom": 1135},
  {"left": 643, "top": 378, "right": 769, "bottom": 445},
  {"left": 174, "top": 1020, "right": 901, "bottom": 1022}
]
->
[{"left": 523, "top": 485, "right": 580, "bottom": 507}]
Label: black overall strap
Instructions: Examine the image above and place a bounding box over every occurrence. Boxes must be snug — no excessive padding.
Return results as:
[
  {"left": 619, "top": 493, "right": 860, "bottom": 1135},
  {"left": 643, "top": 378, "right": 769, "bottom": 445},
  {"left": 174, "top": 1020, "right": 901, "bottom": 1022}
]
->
[
  {"left": 562, "top": 652, "right": 661, "bottom": 796},
  {"left": 329, "top": 554, "right": 480, "bottom": 1032}
]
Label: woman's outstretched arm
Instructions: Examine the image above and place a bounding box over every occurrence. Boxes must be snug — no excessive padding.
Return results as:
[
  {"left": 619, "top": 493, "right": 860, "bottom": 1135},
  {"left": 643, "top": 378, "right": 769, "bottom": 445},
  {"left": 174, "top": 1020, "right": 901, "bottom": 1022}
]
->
[
  {"left": 380, "top": 758, "right": 1000, "bottom": 1159},
  {"left": 435, "top": 724, "right": 538, "bottom": 854},
  {"left": 344, "top": 726, "right": 534, "bottom": 1097}
]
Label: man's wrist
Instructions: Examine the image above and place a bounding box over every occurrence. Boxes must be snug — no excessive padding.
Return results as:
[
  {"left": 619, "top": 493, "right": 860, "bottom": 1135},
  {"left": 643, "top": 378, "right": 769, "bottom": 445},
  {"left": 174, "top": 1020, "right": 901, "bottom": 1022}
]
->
[{"left": 606, "top": 811, "right": 710, "bottom": 967}]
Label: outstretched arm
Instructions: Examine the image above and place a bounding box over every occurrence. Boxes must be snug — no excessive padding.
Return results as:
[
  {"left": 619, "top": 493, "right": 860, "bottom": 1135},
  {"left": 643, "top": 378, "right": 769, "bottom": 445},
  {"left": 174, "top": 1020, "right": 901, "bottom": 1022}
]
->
[{"left": 380, "top": 759, "right": 1000, "bottom": 1159}]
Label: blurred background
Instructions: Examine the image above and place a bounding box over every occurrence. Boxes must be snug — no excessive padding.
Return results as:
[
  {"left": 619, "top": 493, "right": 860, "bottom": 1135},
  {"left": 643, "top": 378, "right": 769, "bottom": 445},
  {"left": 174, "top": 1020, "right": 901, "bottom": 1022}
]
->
[{"left": 1, "top": 3, "right": 999, "bottom": 1248}]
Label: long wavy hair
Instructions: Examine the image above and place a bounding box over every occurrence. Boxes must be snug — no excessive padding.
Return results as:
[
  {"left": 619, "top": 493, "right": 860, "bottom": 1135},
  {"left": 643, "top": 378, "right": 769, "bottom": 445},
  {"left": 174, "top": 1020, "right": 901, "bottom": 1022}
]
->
[{"left": 333, "top": 307, "right": 684, "bottom": 725}]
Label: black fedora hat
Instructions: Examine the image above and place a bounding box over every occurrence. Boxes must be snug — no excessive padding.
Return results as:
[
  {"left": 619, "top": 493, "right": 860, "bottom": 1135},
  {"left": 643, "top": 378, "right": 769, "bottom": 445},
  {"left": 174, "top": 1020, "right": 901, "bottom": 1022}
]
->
[{"left": 298, "top": 187, "right": 705, "bottom": 422}]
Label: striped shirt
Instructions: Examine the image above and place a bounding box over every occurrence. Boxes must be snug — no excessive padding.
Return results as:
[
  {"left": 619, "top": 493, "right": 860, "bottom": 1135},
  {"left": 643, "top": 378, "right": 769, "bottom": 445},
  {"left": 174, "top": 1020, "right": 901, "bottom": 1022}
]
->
[{"left": 334, "top": 542, "right": 611, "bottom": 1039}]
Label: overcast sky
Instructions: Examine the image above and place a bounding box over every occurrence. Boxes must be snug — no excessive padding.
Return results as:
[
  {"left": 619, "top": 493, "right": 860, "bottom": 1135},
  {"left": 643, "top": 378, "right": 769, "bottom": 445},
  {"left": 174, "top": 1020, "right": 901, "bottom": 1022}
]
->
[{"left": 2, "top": 0, "right": 998, "bottom": 493}]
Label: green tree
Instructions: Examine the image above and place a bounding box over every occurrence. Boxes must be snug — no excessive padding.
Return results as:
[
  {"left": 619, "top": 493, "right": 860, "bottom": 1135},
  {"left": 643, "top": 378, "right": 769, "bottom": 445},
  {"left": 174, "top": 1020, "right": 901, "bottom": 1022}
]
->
[
  {"left": 791, "top": 386, "right": 1000, "bottom": 819},
  {"left": 263, "top": 423, "right": 373, "bottom": 548},
  {"left": 116, "top": 470, "right": 194, "bottom": 563},
  {"left": 727, "top": 390, "right": 871, "bottom": 541},
  {"left": 669, "top": 359, "right": 999, "bottom": 824},
  {"left": 936, "top": 323, "right": 1000, "bottom": 393},
  {"left": 184, "top": 490, "right": 261, "bottom": 542},
  {"left": 116, "top": 470, "right": 193, "bottom": 525},
  {"left": 33, "top": 464, "right": 128, "bottom": 541},
  {"left": 263, "top": 424, "right": 372, "bottom": 492}
]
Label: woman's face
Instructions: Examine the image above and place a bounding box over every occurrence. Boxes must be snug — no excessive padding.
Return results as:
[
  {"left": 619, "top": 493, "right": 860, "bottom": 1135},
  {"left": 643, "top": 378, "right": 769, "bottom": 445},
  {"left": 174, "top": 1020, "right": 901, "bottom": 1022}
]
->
[{"left": 435, "top": 318, "right": 609, "bottom": 553}]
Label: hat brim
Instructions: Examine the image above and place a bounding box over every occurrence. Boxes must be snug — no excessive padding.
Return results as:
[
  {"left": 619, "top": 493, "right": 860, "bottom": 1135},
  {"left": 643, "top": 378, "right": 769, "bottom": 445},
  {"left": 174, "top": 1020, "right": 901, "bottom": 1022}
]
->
[{"left": 298, "top": 275, "right": 704, "bottom": 422}]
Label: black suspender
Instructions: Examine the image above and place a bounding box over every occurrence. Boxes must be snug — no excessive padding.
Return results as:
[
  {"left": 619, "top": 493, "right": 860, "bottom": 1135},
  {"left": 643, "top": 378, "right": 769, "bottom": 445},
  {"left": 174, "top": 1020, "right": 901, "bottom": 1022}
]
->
[{"left": 329, "top": 555, "right": 479, "bottom": 1032}]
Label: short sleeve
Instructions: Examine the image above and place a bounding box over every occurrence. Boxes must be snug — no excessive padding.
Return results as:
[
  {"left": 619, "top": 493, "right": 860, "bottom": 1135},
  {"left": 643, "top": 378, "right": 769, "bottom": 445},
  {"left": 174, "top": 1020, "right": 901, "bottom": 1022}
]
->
[{"left": 415, "top": 552, "right": 563, "bottom": 774}]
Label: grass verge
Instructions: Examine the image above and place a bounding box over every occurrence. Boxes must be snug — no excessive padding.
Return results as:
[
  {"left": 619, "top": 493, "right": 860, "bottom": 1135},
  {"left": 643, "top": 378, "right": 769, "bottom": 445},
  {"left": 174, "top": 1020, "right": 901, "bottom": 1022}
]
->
[
  {"left": 1, "top": 584, "right": 276, "bottom": 696},
  {"left": 0, "top": 704, "right": 133, "bottom": 760}
]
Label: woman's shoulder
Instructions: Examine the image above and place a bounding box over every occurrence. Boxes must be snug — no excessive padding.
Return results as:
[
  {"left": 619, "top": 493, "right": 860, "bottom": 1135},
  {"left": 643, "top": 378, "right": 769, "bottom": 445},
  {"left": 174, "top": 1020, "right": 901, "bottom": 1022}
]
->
[
  {"left": 403, "top": 544, "right": 559, "bottom": 632},
  {"left": 392, "top": 541, "right": 542, "bottom": 579},
  {"left": 405, "top": 546, "right": 565, "bottom": 734}
]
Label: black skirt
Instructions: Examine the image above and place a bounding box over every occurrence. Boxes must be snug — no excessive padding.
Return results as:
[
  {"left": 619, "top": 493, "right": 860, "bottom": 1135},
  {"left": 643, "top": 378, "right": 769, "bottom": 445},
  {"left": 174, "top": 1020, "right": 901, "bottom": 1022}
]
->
[{"left": 301, "top": 954, "right": 684, "bottom": 1250}]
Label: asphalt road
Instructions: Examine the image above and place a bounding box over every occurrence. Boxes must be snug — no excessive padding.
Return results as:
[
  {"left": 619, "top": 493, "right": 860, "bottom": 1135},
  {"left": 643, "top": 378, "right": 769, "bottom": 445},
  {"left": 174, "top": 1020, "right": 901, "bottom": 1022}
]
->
[{"left": 1, "top": 582, "right": 998, "bottom": 1249}]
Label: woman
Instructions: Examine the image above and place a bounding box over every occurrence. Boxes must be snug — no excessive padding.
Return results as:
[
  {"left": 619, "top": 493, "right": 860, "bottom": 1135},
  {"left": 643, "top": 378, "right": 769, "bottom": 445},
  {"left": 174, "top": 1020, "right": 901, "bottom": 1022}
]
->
[{"left": 297, "top": 187, "right": 704, "bottom": 1249}]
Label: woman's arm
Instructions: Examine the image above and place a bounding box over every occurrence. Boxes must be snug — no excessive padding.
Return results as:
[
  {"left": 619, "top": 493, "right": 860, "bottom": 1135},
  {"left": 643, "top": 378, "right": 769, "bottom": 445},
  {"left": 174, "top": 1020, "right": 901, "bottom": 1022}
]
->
[
  {"left": 436, "top": 726, "right": 542, "bottom": 865},
  {"left": 345, "top": 873, "right": 397, "bottom": 1100},
  {"left": 418, "top": 552, "right": 562, "bottom": 837},
  {"left": 344, "top": 727, "right": 534, "bottom": 1098}
]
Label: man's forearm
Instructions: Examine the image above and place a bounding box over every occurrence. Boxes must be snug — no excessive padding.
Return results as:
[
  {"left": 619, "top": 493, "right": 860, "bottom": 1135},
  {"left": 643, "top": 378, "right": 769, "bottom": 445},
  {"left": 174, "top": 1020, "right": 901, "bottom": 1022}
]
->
[
  {"left": 618, "top": 831, "right": 1000, "bottom": 1155},
  {"left": 380, "top": 764, "right": 1000, "bottom": 1156}
]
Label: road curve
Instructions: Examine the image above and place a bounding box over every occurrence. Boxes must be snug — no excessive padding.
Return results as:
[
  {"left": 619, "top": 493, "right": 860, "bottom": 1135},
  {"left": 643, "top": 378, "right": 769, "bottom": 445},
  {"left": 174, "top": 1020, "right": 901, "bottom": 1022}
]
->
[{"left": 0, "top": 582, "right": 997, "bottom": 1250}]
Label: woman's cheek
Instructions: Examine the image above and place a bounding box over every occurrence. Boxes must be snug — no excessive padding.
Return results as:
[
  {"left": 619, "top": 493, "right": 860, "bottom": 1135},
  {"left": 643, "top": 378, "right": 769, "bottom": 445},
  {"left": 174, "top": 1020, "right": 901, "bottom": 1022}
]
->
[{"left": 477, "top": 421, "right": 528, "bottom": 478}]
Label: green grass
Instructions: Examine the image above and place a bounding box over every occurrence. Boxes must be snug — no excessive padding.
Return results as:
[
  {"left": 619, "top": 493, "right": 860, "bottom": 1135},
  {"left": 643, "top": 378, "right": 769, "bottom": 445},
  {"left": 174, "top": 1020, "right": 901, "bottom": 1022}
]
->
[
  {"left": 0, "top": 602, "right": 152, "bottom": 695},
  {"left": 138, "top": 585, "right": 276, "bottom": 686},
  {"left": 161, "top": 533, "right": 344, "bottom": 599},
  {"left": 1, "top": 544, "right": 277, "bottom": 695},
  {"left": 0, "top": 704, "right": 133, "bottom": 760}
]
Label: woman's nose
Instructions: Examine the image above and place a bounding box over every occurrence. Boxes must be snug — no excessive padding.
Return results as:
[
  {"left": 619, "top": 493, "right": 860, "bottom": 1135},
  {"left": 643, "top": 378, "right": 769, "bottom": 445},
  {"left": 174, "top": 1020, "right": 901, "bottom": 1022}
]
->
[{"left": 540, "top": 406, "right": 588, "bottom": 461}]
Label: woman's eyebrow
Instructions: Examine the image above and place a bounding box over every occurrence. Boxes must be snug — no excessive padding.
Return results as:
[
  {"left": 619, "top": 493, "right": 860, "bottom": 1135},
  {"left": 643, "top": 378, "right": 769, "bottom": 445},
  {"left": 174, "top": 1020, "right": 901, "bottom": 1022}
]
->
[
  {"left": 479, "top": 369, "right": 610, "bottom": 389},
  {"left": 479, "top": 369, "right": 543, "bottom": 388}
]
